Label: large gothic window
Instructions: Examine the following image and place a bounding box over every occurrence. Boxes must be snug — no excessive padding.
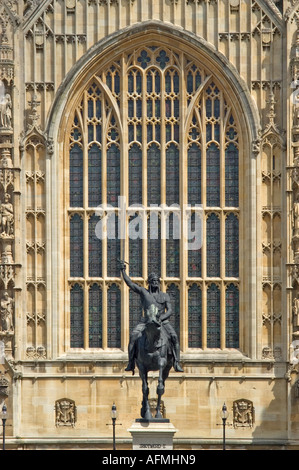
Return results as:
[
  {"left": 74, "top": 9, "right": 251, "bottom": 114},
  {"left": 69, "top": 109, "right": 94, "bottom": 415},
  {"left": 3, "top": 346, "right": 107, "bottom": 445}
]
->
[{"left": 67, "top": 44, "right": 240, "bottom": 351}]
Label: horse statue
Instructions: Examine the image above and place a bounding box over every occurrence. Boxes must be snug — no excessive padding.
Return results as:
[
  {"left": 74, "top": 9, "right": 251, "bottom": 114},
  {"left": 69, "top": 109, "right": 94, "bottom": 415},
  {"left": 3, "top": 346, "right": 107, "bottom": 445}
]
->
[
  {"left": 135, "top": 304, "right": 173, "bottom": 420},
  {"left": 119, "top": 261, "right": 183, "bottom": 420}
]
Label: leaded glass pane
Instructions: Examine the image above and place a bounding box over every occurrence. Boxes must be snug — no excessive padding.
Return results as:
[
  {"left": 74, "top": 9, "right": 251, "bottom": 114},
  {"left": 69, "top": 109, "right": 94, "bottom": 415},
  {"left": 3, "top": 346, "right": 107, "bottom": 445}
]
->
[
  {"left": 88, "top": 144, "right": 102, "bottom": 207},
  {"left": 207, "top": 283, "right": 220, "bottom": 348},
  {"left": 129, "top": 290, "right": 143, "bottom": 335},
  {"left": 89, "top": 284, "right": 102, "bottom": 348},
  {"left": 188, "top": 143, "right": 201, "bottom": 205},
  {"left": 70, "top": 144, "right": 83, "bottom": 207},
  {"left": 129, "top": 214, "right": 143, "bottom": 277},
  {"left": 129, "top": 144, "right": 142, "bottom": 205},
  {"left": 107, "top": 215, "right": 120, "bottom": 277},
  {"left": 70, "top": 284, "right": 84, "bottom": 348},
  {"left": 207, "top": 214, "right": 220, "bottom": 277},
  {"left": 148, "top": 214, "right": 161, "bottom": 277},
  {"left": 166, "top": 213, "right": 180, "bottom": 277},
  {"left": 167, "top": 284, "right": 180, "bottom": 339},
  {"left": 107, "top": 284, "right": 121, "bottom": 348},
  {"left": 226, "top": 284, "right": 239, "bottom": 348},
  {"left": 107, "top": 143, "right": 120, "bottom": 207},
  {"left": 188, "top": 284, "right": 202, "bottom": 348},
  {"left": 70, "top": 214, "right": 83, "bottom": 278},
  {"left": 147, "top": 144, "right": 161, "bottom": 205},
  {"left": 225, "top": 143, "right": 239, "bottom": 207},
  {"left": 206, "top": 143, "right": 220, "bottom": 207},
  {"left": 188, "top": 212, "right": 202, "bottom": 277},
  {"left": 225, "top": 214, "right": 239, "bottom": 277},
  {"left": 89, "top": 215, "right": 102, "bottom": 278},
  {"left": 166, "top": 144, "right": 179, "bottom": 205}
]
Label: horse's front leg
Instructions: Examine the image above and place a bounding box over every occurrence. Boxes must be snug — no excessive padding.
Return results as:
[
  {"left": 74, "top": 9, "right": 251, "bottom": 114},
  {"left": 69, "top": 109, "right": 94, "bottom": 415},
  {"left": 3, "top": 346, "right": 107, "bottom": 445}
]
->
[
  {"left": 155, "top": 359, "right": 166, "bottom": 419},
  {"left": 140, "top": 369, "right": 152, "bottom": 420}
]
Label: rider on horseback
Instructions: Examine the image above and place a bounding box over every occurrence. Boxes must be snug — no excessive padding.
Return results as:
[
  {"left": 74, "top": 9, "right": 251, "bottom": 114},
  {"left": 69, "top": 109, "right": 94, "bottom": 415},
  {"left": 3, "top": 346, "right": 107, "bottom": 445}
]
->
[{"left": 120, "top": 262, "right": 184, "bottom": 374}]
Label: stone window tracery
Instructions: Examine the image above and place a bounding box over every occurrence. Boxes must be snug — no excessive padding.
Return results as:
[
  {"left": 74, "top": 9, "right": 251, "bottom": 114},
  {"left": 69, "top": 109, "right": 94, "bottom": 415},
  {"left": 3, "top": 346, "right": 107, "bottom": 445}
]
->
[{"left": 67, "top": 44, "right": 240, "bottom": 352}]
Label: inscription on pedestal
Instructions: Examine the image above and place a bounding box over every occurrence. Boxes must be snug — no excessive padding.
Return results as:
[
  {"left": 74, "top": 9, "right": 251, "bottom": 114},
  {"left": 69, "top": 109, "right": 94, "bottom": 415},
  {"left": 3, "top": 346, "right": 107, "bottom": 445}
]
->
[{"left": 128, "top": 420, "right": 177, "bottom": 451}]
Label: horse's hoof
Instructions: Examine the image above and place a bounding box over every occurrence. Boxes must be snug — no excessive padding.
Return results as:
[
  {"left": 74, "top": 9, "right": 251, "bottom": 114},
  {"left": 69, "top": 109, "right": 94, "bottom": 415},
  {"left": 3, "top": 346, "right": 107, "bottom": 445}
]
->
[
  {"left": 144, "top": 410, "right": 152, "bottom": 421},
  {"left": 155, "top": 411, "right": 163, "bottom": 419}
]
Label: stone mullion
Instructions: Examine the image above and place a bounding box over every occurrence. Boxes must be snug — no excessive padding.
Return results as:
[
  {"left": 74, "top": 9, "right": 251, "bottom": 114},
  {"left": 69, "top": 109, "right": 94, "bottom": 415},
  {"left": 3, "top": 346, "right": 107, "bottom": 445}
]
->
[
  {"left": 220, "top": 91, "right": 226, "bottom": 348},
  {"left": 180, "top": 51, "right": 188, "bottom": 352},
  {"left": 201, "top": 91, "right": 207, "bottom": 349},
  {"left": 120, "top": 54, "right": 129, "bottom": 350},
  {"left": 143, "top": 69, "right": 148, "bottom": 280},
  {"left": 161, "top": 68, "right": 166, "bottom": 282},
  {"left": 82, "top": 90, "right": 89, "bottom": 349}
]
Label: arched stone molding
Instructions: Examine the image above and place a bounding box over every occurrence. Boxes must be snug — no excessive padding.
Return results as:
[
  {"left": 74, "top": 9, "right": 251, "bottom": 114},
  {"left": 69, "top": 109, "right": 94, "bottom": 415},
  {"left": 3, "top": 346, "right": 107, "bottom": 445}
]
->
[{"left": 45, "top": 20, "right": 261, "bottom": 359}]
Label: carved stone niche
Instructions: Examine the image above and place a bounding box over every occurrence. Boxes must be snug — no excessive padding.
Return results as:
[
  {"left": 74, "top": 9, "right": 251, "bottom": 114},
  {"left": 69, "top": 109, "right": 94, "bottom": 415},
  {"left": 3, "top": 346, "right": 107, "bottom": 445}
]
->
[
  {"left": 55, "top": 398, "right": 77, "bottom": 428},
  {"left": 233, "top": 399, "right": 255, "bottom": 428},
  {"left": 148, "top": 398, "right": 166, "bottom": 419},
  {"left": 0, "top": 372, "right": 9, "bottom": 398}
]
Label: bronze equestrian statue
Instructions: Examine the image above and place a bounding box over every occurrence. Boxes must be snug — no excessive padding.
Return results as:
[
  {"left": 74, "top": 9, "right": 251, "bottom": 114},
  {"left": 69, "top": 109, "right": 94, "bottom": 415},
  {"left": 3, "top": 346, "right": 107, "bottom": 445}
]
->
[{"left": 120, "top": 262, "right": 183, "bottom": 420}]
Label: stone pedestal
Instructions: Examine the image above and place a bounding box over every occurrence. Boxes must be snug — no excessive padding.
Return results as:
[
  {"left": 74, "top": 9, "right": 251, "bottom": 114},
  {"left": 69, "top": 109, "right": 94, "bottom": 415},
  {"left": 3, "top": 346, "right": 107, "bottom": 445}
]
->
[{"left": 128, "top": 419, "right": 177, "bottom": 451}]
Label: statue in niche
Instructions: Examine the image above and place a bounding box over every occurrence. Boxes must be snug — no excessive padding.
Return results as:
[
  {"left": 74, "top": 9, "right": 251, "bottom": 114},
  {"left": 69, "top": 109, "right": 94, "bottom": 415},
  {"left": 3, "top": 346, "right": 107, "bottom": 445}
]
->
[
  {"left": 294, "top": 195, "right": 299, "bottom": 227},
  {"left": 293, "top": 297, "right": 299, "bottom": 327},
  {"left": 0, "top": 193, "right": 14, "bottom": 236},
  {"left": 0, "top": 94, "right": 12, "bottom": 129},
  {"left": 0, "top": 291, "right": 14, "bottom": 333}
]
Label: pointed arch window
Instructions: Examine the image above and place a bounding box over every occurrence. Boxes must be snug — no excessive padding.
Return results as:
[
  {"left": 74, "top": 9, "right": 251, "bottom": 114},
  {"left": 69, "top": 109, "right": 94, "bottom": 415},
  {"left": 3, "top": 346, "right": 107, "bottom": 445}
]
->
[{"left": 67, "top": 44, "right": 240, "bottom": 352}]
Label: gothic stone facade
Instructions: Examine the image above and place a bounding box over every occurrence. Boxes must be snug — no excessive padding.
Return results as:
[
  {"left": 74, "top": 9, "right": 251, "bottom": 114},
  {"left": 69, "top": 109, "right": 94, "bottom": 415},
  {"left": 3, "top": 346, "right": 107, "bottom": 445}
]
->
[{"left": 0, "top": 0, "right": 299, "bottom": 450}]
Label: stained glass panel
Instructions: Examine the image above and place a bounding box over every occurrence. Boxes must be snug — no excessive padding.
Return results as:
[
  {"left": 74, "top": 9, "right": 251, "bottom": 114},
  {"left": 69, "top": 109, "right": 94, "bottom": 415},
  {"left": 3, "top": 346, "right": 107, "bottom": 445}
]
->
[
  {"left": 107, "top": 215, "right": 120, "bottom": 277},
  {"left": 147, "top": 144, "right": 161, "bottom": 205},
  {"left": 226, "top": 284, "right": 239, "bottom": 348},
  {"left": 70, "top": 284, "right": 84, "bottom": 348},
  {"left": 148, "top": 215, "right": 161, "bottom": 277},
  {"left": 70, "top": 144, "right": 83, "bottom": 207},
  {"left": 167, "top": 284, "right": 180, "bottom": 338},
  {"left": 166, "top": 144, "right": 179, "bottom": 205},
  {"left": 206, "top": 214, "right": 220, "bottom": 277},
  {"left": 225, "top": 143, "right": 239, "bottom": 207},
  {"left": 89, "top": 215, "right": 102, "bottom": 278},
  {"left": 89, "top": 284, "right": 102, "bottom": 348},
  {"left": 188, "top": 143, "right": 201, "bottom": 205},
  {"left": 129, "top": 214, "right": 143, "bottom": 277},
  {"left": 129, "top": 144, "right": 142, "bottom": 205},
  {"left": 207, "top": 283, "right": 221, "bottom": 348},
  {"left": 166, "top": 213, "right": 180, "bottom": 277},
  {"left": 129, "top": 290, "right": 143, "bottom": 335},
  {"left": 107, "top": 143, "right": 120, "bottom": 207},
  {"left": 188, "top": 212, "right": 202, "bottom": 277},
  {"left": 188, "top": 284, "right": 202, "bottom": 348},
  {"left": 88, "top": 144, "right": 102, "bottom": 207},
  {"left": 225, "top": 214, "right": 239, "bottom": 277},
  {"left": 107, "top": 284, "right": 121, "bottom": 348},
  {"left": 70, "top": 214, "right": 83, "bottom": 278},
  {"left": 206, "top": 143, "right": 220, "bottom": 207}
]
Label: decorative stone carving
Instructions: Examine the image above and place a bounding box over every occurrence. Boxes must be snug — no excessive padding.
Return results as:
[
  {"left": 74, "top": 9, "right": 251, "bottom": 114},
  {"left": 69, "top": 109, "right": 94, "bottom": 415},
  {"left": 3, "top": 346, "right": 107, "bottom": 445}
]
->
[
  {"left": 293, "top": 297, "right": 299, "bottom": 328},
  {"left": 0, "top": 290, "right": 14, "bottom": 333},
  {"left": 0, "top": 192, "right": 13, "bottom": 236},
  {"left": 0, "top": 372, "right": 9, "bottom": 397},
  {"left": 0, "top": 93, "right": 12, "bottom": 129},
  {"left": 55, "top": 398, "right": 77, "bottom": 427},
  {"left": 233, "top": 399, "right": 254, "bottom": 428}
]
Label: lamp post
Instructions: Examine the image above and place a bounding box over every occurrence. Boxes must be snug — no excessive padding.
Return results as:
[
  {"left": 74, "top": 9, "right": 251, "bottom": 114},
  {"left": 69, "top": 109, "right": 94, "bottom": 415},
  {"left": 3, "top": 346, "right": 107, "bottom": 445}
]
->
[
  {"left": 221, "top": 403, "right": 228, "bottom": 451},
  {"left": 111, "top": 403, "right": 117, "bottom": 451},
  {"left": 1, "top": 403, "right": 7, "bottom": 451}
]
